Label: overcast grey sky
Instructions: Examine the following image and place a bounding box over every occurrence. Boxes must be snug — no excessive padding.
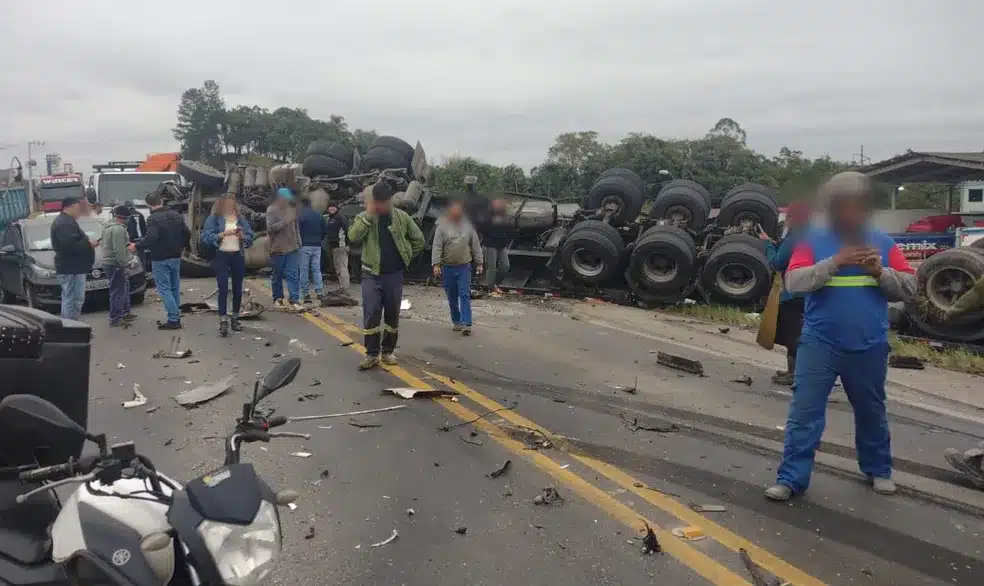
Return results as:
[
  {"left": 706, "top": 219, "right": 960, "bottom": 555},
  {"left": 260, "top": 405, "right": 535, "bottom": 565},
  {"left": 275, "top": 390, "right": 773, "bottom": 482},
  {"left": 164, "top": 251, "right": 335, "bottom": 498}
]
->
[{"left": 1, "top": 0, "right": 981, "bottom": 176}]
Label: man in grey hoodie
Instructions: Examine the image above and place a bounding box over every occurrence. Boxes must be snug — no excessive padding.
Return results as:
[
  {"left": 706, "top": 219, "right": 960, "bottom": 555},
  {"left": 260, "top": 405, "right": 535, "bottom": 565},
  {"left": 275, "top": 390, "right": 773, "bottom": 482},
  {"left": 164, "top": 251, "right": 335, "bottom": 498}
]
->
[
  {"left": 432, "top": 199, "right": 483, "bottom": 334},
  {"left": 101, "top": 205, "right": 136, "bottom": 327},
  {"left": 266, "top": 187, "right": 303, "bottom": 311}
]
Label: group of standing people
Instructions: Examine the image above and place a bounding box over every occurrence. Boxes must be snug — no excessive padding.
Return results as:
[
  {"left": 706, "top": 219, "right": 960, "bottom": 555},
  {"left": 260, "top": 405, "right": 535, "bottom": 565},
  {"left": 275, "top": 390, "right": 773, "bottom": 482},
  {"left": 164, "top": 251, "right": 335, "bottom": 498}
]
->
[{"left": 758, "top": 171, "right": 917, "bottom": 502}]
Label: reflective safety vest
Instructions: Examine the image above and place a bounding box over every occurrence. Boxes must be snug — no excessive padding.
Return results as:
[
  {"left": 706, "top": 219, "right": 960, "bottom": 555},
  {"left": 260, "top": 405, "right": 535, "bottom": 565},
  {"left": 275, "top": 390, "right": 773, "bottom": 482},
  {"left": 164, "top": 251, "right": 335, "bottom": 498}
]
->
[{"left": 801, "top": 228, "right": 892, "bottom": 351}]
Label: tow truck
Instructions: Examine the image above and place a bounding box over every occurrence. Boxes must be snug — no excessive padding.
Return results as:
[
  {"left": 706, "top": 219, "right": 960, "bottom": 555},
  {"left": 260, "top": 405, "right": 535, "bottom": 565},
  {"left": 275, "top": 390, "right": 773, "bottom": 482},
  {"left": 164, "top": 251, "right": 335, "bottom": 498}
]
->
[{"left": 36, "top": 173, "right": 85, "bottom": 212}]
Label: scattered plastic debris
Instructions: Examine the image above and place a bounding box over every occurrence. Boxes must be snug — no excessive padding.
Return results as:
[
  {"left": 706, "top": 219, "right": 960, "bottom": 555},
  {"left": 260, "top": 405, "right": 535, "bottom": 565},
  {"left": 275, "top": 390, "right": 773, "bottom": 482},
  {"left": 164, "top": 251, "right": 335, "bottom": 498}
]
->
[
  {"left": 174, "top": 375, "right": 235, "bottom": 407},
  {"left": 298, "top": 393, "right": 322, "bottom": 402},
  {"left": 287, "top": 503, "right": 297, "bottom": 511},
  {"left": 454, "top": 526, "right": 468, "bottom": 535},
  {"left": 310, "top": 379, "right": 322, "bottom": 387},
  {"left": 152, "top": 336, "right": 193, "bottom": 359},
  {"left": 382, "top": 387, "right": 459, "bottom": 399},
  {"left": 406, "top": 508, "right": 415, "bottom": 516},
  {"left": 369, "top": 529, "right": 399, "bottom": 549},
  {"left": 620, "top": 414, "right": 680, "bottom": 433},
  {"left": 290, "top": 452, "right": 313, "bottom": 458},
  {"left": 460, "top": 436, "right": 484, "bottom": 446},
  {"left": 558, "top": 464, "right": 570, "bottom": 470},
  {"left": 146, "top": 406, "right": 160, "bottom": 414},
  {"left": 400, "top": 299, "right": 412, "bottom": 311},
  {"left": 656, "top": 352, "right": 704, "bottom": 376},
  {"left": 122, "top": 384, "right": 147, "bottom": 409},
  {"left": 116, "top": 363, "right": 126, "bottom": 369},
  {"left": 340, "top": 340, "right": 354, "bottom": 347},
  {"left": 533, "top": 487, "right": 564, "bottom": 505},
  {"left": 489, "top": 460, "right": 512, "bottom": 479},
  {"left": 671, "top": 526, "right": 706, "bottom": 541},
  {"left": 689, "top": 504, "right": 727, "bottom": 513},
  {"left": 641, "top": 521, "right": 661, "bottom": 554},
  {"left": 304, "top": 527, "right": 316, "bottom": 540},
  {"left": 731, "top": 374, "right": 753, "bottom": 386}
]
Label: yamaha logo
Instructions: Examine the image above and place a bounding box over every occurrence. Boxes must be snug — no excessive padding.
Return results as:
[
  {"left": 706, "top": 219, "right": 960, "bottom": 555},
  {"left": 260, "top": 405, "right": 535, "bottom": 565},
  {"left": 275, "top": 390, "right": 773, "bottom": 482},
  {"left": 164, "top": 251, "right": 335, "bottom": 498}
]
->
[
  {"left": 111, "top": 549, "right": 131, "bottom": 566},
  {"left": 91, "top": 269, "right": 102, "bottom": 279}
]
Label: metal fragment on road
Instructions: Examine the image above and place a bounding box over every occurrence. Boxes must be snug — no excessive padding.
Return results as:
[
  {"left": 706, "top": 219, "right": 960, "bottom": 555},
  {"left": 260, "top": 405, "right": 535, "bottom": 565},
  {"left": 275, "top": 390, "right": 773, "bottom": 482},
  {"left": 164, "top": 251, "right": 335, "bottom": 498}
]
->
[
  {"left": 689, "top": 504, "right": 727, "bottom": 513},
  {"left": 290, "top": 452, "right": 312, "bottom": 458},
  {"left": 641, "top": 521, "right": 661, "bottom": 554},
  {"left": 382, "top": 387, "right": 459, "bottom": 400},
  {"left": 488, "top": 460, "right": 512, "bottom": 478},
  {"left": 370, "top": 529, "right": 399, "bottom": 548},
  {"left": 288, "top": 405, "right": 407, "bottom": 422},
  {"left": 153, "top": 335, "right": 193, "bottom": 359},
  {"left": 122, "top": 383, "right": 147, "bottom": 409},
  {"left": 533, "top": 487, "right": 564, "bottom": 505},
  {"left": 174, "top": 374, "right": 235, "bottom": 406},
  {"left": 116, "top": 363, "right": 126, "bottom": 369},
  {"left": 732, "top": 374, "right": 753, "bottom": 386},
  {"left": 620, "top": 413, "right": 679, "bottom": 433},
  {"left": 656, "top": 351, "right": 704, "bottom": 376}
]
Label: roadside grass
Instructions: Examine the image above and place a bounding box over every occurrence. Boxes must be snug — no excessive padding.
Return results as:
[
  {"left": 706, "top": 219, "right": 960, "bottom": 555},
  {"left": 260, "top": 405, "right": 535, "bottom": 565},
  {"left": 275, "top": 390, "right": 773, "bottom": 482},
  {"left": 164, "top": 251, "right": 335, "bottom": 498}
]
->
[
  {"left": 661, "top": 303, "right": 984, "bottom": 375},
  {"left": 889, "top": 335, "right": 984, "bottom": 375}
]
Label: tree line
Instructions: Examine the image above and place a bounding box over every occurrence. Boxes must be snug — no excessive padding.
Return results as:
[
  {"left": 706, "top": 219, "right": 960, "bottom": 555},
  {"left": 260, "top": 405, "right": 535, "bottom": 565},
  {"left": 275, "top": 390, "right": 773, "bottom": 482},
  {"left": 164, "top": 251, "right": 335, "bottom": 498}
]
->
[{"left": 173, "top": 80, "right": 947, "bottom": 209}]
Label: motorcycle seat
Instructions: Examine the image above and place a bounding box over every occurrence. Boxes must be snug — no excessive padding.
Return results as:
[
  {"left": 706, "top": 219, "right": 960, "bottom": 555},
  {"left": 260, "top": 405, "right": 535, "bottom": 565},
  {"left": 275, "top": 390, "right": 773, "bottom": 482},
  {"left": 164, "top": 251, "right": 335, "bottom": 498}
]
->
[{"left": 0, "top": 480, "right": 56, "bottom": 565}]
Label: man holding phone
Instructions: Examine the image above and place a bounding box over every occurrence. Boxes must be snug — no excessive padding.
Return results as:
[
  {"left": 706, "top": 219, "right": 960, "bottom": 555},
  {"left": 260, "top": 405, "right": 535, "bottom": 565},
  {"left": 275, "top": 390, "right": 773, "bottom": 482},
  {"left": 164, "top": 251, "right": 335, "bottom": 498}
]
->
[
  {"left": 51, "top": 196, "right": 99, "bottom": 321},
  {"left": 765, "top": 172, "right": 917, "bottom": 502}
]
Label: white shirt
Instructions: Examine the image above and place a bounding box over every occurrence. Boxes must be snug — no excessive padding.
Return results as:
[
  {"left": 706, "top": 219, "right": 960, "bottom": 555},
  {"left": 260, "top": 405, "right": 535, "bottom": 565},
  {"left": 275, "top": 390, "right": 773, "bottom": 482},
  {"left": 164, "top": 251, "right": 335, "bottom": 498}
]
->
[{"left": 219, "top": 217, "right": 240, "bottom": 252}]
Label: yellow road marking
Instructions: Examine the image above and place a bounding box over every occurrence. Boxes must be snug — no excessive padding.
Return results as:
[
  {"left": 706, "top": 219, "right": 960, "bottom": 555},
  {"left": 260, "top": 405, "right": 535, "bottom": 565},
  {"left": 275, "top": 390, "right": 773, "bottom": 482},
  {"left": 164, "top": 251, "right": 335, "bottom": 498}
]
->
[{"left": 251, "top": 281, "right": 824, "bottom": 584}]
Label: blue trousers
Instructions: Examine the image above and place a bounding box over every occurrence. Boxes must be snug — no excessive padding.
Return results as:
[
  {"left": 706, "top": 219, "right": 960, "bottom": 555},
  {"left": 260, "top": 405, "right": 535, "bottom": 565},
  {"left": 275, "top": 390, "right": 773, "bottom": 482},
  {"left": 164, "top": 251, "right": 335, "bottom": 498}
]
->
[
  {"left": 776, "top": 338, "right": 892, "bottom": 493},
  {"left": 106, "top": 264, "right": 130, "bottom": 324},
  {"left": 270, "top": 251, "right": 300, "bottom": 302},
  {"left": 57, "top": 274, "right": 86, "bottom": 321},
  {"left": 442, "top": 264, "right": 472, "bottom": 326},
  {"left": 213, "top": 251, "right": 245, "bottom": 316},
  {"left": 298, "top": 246, "right": 323, "bottom": 297},
  {"left": 152, "top": 258, "right": 181, "bottom": 323}
]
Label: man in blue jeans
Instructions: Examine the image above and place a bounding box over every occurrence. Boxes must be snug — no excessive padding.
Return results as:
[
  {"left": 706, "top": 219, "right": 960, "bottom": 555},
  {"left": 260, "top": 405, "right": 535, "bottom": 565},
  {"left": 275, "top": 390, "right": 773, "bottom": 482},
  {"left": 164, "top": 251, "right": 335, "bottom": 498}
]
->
[
  {"left": 431, "top": 199, "right": 483, "bottom": 335},
  {"left": 266, "top": 188, "right": 303, "bottom": 311},
  {"left": 130, "top": 193, "right": 190, "bottom": 329},
  {"left": 51, "top": 197, "right": 97, "bottom": 321},
  {"left": 296, "top": 196, "right": 327, "bottom": 303}
]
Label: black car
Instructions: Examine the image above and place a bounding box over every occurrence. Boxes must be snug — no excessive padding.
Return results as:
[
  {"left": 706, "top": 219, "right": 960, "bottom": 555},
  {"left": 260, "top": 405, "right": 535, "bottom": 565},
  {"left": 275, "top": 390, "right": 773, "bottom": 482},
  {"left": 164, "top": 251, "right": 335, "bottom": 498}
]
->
[{"left": 0, "top": 217, "right": 147, "bottom": 311}]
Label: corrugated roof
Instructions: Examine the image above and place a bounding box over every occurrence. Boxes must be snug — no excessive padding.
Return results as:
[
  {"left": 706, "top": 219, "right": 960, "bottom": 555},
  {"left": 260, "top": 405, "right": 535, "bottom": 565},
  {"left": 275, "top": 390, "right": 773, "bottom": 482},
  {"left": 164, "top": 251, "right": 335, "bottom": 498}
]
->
[{"left": 862, "top": 150, "right": 984, "bottom": 184}]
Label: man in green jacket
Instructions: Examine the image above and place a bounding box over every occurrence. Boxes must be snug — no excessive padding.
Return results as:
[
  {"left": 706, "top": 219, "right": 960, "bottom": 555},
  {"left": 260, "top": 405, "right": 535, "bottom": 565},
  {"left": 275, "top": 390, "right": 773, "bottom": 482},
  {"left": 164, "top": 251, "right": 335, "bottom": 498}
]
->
[
  {"left": 102, "top": 205, "right": 136, "bottom": 327},
  {"left": 348, "top": 180, "right": 426, "bottom": 370}
]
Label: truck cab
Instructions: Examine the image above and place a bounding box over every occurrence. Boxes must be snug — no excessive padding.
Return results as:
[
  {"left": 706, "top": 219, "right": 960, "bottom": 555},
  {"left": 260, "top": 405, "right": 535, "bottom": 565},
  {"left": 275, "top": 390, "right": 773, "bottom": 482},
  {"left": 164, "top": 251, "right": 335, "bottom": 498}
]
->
[
  {"left": 88, "top": 160, "right": 182, "bottom": 208},
  {"left": 37, "top": 174, "right": 85, "bottom": 212}
]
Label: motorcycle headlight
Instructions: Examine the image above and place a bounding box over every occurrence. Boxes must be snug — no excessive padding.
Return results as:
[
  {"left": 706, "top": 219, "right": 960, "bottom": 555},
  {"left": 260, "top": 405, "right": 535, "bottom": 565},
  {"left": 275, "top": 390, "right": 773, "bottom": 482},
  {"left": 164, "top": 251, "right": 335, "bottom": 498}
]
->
[
  {"left": 32, "top": 265, "right": 55, "bottom": 278},
  {"left": 196, "top": 500, "right": 281, "bottom": 585},
  {"left": 126, "top": 257, "right": 142, "bottom": 273}
]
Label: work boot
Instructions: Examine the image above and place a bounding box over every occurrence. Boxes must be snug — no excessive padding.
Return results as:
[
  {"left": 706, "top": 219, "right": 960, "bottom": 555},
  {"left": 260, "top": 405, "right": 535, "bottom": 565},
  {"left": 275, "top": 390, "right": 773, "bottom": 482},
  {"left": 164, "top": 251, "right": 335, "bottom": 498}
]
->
[
  {"left": 771, "top": 371, "right": 794, "bottom": 386},
  {"left": 157, "top": 320, "right": 181, "bottom": 330},
  {"left": 273, "top": 299, "right": 286, "bottom": 309},
  {"left": 452, "top": 324, "right": 462, "bottom": 332},
  {"left": 381, "top": 353, "right": 398, "bottom": 366},
  {"left": 764, "top": 484, "right": 793, "bottom": 501},
  {"left": 290, "top": 302, "right": 306, "bottom": 313},
  {"left": 359, "top": 356, "right": 380, "bottom": 371},
  {"left": 218, "top": 316, "right": 230, "bottom": 338},
  {"left": 230, "top": 315, "right": 243, "bottom": 332},
  {"left": 462, "top": 326, "right": 472, "bottom": 336},
  {"left": 871, "top": 477, "right": 897, "bottom": 495}
]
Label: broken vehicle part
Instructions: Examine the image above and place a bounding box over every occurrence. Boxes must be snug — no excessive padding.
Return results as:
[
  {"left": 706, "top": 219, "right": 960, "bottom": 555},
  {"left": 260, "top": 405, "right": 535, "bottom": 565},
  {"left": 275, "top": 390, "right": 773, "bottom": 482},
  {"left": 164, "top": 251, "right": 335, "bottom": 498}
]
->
[
  {"left": 454, "top": 527, "right": 468, "bottom": 535},
  {"left": 438, "top": 402, "right": 518, "bottom": 432},
  {"left": 619, "top": 413, "right": 680, "bottom": 433},
  {"left": 888, "top": 355, "right": 925, "bottom": 370},
  {"left": 656, "top": 351, "right": 705, "bottom": 376},
  {"left": 459, "top": 436, "right": 484, "bottom": 446},
  {"left": 488, "top": 460, "right": 512, "bottom": 478},
  {"left": 152, "top": 335, "right": 193, "bottom": 359},
  {"left": 174, "top": 374, "right": 235, "bottom": 406},
  {"left": 286, "top": 405, "right": 407, "bottom": 422},
  {"left": 533, "top": 487, "right": 564, "bottom": 505},
  {"left": 382, "top": 387, "right": 459, "bottom": 399},
  {"left": 689, "top": 504, "right": 727, "bottom": 513},
  {"left": 641, "top": 521, "right": 661, "bottom": 554},
  {"left": 370, "top": 529, "right": 399, "bottom": 548},
  {"left": 348, "top": 421, "right": 382, "bottom": 429},
  {"left": 731, "top": 374, "right": 753, "bottom": 386},
  {"left": 122, "top": 383, "right": 147, "bottom": 409}
]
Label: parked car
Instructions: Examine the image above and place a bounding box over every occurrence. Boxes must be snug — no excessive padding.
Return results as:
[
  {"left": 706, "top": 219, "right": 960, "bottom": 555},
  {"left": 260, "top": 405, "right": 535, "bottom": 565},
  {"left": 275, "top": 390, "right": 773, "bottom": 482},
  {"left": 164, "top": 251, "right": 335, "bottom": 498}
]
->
[{"left": 0, "top": 217, "right": 146, "bottom": 310}]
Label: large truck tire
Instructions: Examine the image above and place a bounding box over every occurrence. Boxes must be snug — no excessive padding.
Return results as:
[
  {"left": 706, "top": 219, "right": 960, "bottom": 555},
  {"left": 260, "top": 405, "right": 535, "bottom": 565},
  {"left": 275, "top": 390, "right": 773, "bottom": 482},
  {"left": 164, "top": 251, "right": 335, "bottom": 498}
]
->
[
  {"left": 371, "top": 136, "right": 415, "bottom": 161},
  {"left": 177, "top": 161, "right": 224, "bottom": 189},
  {"left": 597, "top": 167, "right": 646, "bottom": 197},
  {"left": 583, "top": 173, "right": 645, "bottom": 226},
  {"left": 627, "top": 225, "right": 697, "bottom": 295},
  {"left": 360, "top": 146, "right": 410, "bottom": 172},
  {"left": 722, "top": 183, "right": 778, "bottom": 205},
  {"left": 560, "top": 220, "right": 625, "bottom": 284},
  {"left": 651, "top": 180, "right": 711, "bottom": 232},
  {"left": 567, "top": 218, "right": 623, "bottom": 248},
  {"left": 306, "top": 140, "right": 354, "bottom": 164},
  {"left": 712, "top": 232, "right": 767, "bottom": 255},
  {"left": 701, "top": 234, "right": 772, "bottom": 306},
  {"left": 180, "top": 252, "right": 215, "bottom": 278},
  {"left": 302, "top": 154, "right": 349, "bottom": 179},
  {"left": 716, "top": 186, "right": 779, "bottom": 237},
  {"left": 905, "top": 248, "right": 984, "bottom": 342}
]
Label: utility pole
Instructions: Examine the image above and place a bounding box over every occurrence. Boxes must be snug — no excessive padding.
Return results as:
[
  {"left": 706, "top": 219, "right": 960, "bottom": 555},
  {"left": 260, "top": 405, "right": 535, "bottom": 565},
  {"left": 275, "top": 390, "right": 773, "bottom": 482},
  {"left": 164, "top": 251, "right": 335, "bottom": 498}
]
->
[
  {"left": 853, "top": 145, "right": 871, "bottom": 167},
  {"left": 26, "top": 140, "right": 45, "bottom": 214}
]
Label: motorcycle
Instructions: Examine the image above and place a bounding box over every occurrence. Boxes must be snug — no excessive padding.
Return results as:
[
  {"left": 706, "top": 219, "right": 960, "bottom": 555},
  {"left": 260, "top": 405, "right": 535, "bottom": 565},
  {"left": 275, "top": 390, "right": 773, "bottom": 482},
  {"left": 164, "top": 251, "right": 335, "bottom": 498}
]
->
[{"left": 0, "top": 357, "right": 309, "bottom": 585}]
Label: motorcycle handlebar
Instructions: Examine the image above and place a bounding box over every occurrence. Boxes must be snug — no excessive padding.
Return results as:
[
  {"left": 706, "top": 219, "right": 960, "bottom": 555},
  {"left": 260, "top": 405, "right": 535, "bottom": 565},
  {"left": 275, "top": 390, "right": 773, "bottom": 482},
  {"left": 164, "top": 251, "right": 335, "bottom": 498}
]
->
[{"left": 19, "top": 455, "right": 100, "bottom": 484}]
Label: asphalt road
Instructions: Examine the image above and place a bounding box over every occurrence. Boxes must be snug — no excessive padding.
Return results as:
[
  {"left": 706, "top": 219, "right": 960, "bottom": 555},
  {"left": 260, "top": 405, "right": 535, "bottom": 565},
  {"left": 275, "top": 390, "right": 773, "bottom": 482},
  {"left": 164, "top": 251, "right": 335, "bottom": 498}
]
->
[{"left": 77, "top": 279, "right": 984, "bottom": 586}]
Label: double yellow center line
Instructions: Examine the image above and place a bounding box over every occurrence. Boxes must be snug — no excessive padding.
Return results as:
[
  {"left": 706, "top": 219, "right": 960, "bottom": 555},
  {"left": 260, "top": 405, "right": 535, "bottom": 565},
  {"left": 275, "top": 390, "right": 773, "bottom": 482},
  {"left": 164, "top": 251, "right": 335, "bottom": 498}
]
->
[{"left": 252, "top": 281, "right": 825, "bottom": 585}]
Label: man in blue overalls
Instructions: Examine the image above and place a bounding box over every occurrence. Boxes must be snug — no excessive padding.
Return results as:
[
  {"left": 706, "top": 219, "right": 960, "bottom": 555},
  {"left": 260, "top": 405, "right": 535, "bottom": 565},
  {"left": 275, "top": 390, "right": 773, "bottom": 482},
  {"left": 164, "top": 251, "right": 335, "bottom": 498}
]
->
[{"left": 765, "top": 172, "right": 917, "bottom": 502}]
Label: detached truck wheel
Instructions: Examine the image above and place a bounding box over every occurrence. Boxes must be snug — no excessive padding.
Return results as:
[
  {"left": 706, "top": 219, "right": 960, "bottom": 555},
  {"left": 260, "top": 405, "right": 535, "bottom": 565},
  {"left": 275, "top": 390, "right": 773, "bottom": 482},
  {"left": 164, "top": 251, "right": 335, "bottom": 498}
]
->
[
  {"left": 560, "top": 220, "right": 625, "bottom": 284},
  {"left": 701, "top": 234, "right": 771, "bottom": 306},
  {"left": 905, "top": 248, "right": 984, "bottom": 342},
  {"left": 651, "top": 180, "right": 711, "bottom": 232},
  {"left": 626, "top": 225, "right": 697, "bottom": 304}
]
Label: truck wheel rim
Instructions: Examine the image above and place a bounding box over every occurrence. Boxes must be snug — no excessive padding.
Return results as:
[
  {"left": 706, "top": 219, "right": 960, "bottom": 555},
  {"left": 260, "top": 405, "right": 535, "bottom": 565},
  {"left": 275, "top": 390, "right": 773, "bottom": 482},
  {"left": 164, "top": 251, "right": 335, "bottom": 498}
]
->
[
  {"left": 927, "top": 267, "right": 976, "bottom": 310},
  {"left": 572, "top": 248, "right": 605, "bottom": 278},
  {"left": 715, "top": 263, "right": 756, "bottom": 296},
  {"left": 643, "top": 255, "right": 679, "bottom": 284},
  {"left": 666, "top": 206, "right": 693, "bottom": 228}
]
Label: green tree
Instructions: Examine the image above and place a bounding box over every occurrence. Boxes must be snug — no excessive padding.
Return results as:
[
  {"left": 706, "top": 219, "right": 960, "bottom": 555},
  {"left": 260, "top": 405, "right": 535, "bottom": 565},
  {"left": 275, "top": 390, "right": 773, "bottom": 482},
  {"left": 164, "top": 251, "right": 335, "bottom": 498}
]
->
[{"left": 173, "top": 80, "right": 225, "bottom": 161}]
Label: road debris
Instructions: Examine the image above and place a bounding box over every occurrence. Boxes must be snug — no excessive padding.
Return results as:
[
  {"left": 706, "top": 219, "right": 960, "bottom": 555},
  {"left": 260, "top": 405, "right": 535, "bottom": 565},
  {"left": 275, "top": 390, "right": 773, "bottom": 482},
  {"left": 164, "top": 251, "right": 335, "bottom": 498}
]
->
[
  {"left": 287, "top": 405, "right": 407, "bottom": 422},
  {"left": 689, "top": 504, "right": 727, "bottom": 513},
  {"left": 511, "top": 426, "right": 554, "bottom": 450},
  {"left": 174, "top": 375, "right": 235, "bottom": 407},
  {"left": 370, "top": 529, "right": 399, "bottom": 548},
  {"left": 116, "top": 363, "right": 126, "bottom": 369},
  {"left": 122, "top": 384, "right": 147, "bottom": 409},
  {"left": 348, "top": 421, "right": 382, "bottom": 429},
  {"left": 439, "top": 402, "right": 518, "bottom": 432},
  {"left": 400, "top": 299, "right": 412, "bottom": 311},
  {"left": 671, "top": 526, "right": 706, "bottom": 541},
  {"left": 558, "top": 463, "right": 570, "bottom": 470},
  {"left": 146, "top": 406, "right": 160, "bottom": 414},
  {"left": 304, "top": 527, "right": 316, "bottom": 540},
  {"left": 889, "top": 355, "right": 925, "bottom": 370},
  {"left": 298, "top": 393, "right": 322, "bottom": 402},
  {"left": 616, "top": 377, "right": 639, "bottom": 395},
  {"left": 731, "top": 374, "right": 753, "bottom": 386},
  {"left": 533, "top": 487, "right": 564, "bottom": 505},
  {"left": 619, "top": 414, "right": 680, "bottom": 433},
  {"left": 641, "top": 521, "right": 661, "bottom": 554},
  {"left": 718, "top": 327, "right": 731, "bottom": 334},
  {"left": 460, "top": 436, "right": 484, "bottom": 446},
  {"left": 406, "top": 508, "right": 415, "bottom": 516},
  {"left": 454, "top": 526, "right": 468, "bottom": 535},
  {"left": 738, "top": 548, "right": 773, "bottom": 586},
  {"left": 319, "top": 290, "right": 358, "bottom": 307},
  {"left": 163, "top": 438, "right": 174, "bottom": 446},
  {"left": 290, "top": 452, "right": 313, "bottom": 458},
  {"left": 656, "top": 351, "right": 705, "bottom": 376},
  {"left": 340, "top": 340, "right": 354, "bottom": 347},
  {"left": 153, "top": 336, "right": 193, "bottom": 359},
  {"left": 488, "top": 460, "right": 512, "bottom": 478},
  {"left": 310, "top": 379, "right": 322, "bottom": 387},
  {"left": 382, "top": 387, "right": 460, "bottom": 400}
]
